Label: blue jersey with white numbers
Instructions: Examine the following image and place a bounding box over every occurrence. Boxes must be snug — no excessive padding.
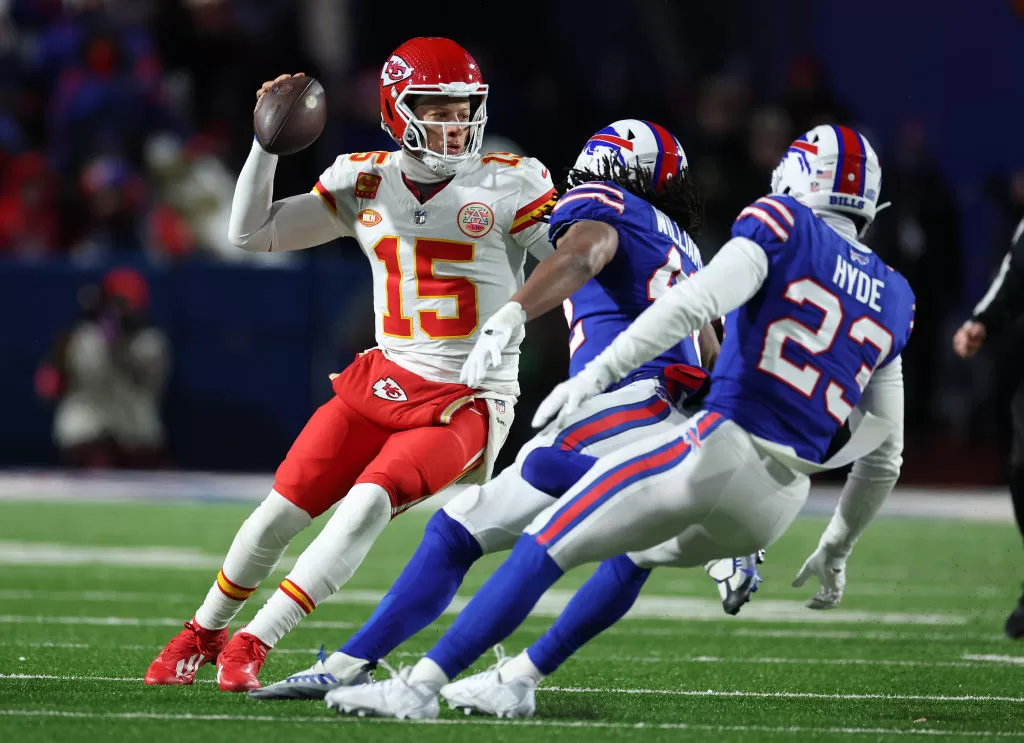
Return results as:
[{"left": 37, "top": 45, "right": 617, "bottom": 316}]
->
[
  {"left": 703, "top": 195, "right": 915, "bottom": 462},
  {"left": 548, "top": 181, "right": 705, "bottom": 386}
]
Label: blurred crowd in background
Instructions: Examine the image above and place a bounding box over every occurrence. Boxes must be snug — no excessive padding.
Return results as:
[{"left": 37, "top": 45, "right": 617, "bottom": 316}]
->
[{"left": 3, "top": 0, "right": 1023, "bottom": 482}]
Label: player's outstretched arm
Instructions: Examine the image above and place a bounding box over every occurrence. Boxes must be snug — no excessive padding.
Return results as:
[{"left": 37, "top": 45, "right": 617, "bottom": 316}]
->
[
  {"left": 793, "top": 358, "right": 905, "bottom": 609},
  {"left": 227, "top": 140, "right": 341, "bottom": 253},
  {"left": 964, "top": 219, "right": 1024, "bottom": 346},
  {"left": 513, "top": 220, "right": 619, "bottom": 321},
  {"left": 533, "top": 236, "right": 768, "bottom": 428},
  {"left": 591, "top": 236, "right": 767, "bottom": 384},
  {"left": 228, "top": 73, "right": 342, "bottom": 253},
  {"left": 460, "top": 221, "right": 618, "bottom": 387}
]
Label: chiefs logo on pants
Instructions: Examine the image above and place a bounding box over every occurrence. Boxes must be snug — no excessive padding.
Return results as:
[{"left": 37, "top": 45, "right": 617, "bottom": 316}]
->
[
  {"left": 274, "top": 350, "right": 488, "bottom": 519},
  {"left": 372, "top": 377, "right": 408, "bottom": 402}
]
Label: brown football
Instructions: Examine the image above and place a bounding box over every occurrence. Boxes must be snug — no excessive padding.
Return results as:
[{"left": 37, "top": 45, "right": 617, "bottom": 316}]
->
[{"left": 253, "top": 76, "right": 327, "bottom": 156}]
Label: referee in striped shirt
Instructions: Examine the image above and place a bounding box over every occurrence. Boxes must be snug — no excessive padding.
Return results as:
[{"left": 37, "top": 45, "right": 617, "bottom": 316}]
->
[{"left": 954, "top": 216, "right": 1024, "bottom": 638}]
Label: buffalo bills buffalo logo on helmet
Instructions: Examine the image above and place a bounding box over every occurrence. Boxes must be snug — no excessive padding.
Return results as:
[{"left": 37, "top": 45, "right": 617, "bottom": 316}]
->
[
  {"left": 582, "top": 131, "right": 633, "bottom": 168},
  {"left": 381, "top": 55, "right": 413, "bottom": 86},
  {"left": 457, "top": 202, "right": 494, "bottom": 238}
]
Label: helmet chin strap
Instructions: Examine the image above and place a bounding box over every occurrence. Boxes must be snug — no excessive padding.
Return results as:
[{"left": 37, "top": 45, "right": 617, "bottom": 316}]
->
[
  {"left": 400, "top": 146, "right": 460, "bottom": 182},
  {"left": 400, "top": 119, "right": 474, "bottom": 180},
  {"left": 420, "top": 151, "right": 463, "bottom": 178}
]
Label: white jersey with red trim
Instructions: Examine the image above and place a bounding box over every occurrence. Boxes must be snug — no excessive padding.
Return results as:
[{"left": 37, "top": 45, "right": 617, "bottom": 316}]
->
[{"left": 313, "top": 149, "right": 555, "bottom": 396}]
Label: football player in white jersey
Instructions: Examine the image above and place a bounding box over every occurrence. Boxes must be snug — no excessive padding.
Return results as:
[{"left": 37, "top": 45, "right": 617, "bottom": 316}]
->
[{"left": 144, "top": 36, "right": 557, "bottom": 692}]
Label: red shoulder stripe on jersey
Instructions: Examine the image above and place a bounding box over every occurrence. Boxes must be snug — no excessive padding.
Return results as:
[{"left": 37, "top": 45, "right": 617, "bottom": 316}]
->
[
  {"left": 738, "top": 206, "right": 790, "bottom": 241},
  {"left": 551, "top": 192, "right": 626, "bottom": 216},
  {"left": 567, "top": 183, "right": 625, "bottom": 201},
  {"left": 514, "top": 187, "right": 557, "bottom": 221},
  {"left": 313, "top": 180, "right": 337, "bottom": 215},
  {"left": 510, "top": 186, "right": 557, "bottom": 234},
  {"left": 756, "top": 197, "right": 796, "bottom": 227}
]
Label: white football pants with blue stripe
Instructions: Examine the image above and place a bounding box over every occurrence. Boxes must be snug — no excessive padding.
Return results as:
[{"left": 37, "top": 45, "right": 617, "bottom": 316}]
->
[
  {"left": 444, "top": 378, "right": 689, "bottom": 554},
  {"left": 524, "top": 410, "right": 810, "bottom": 571}
]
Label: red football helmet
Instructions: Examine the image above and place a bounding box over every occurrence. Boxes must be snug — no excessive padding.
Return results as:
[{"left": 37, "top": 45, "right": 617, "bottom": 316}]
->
[{"left": 379, "top": 37, "right": 488, "bottom": 176}]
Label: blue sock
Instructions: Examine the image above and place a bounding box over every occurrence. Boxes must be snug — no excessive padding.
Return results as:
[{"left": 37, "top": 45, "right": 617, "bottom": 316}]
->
[
  {"left": 427, "top": 535, "right": 563, "bottom": 679},
  {"left": 340, "top": 510, "right": 481, "bottom": 662},
  {"left": 527, "top": 554, "right": 651, "bottom": 675},
  {"left": 521, "top": 446, "right": 597, "bottom": 497}
]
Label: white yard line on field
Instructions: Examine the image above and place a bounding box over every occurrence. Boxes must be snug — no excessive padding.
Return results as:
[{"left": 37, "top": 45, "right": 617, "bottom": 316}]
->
[
  {"left": 0, "top": 470, "right": 1014, "bottom": 522},
  {"left": 0, "top": 571, "right": 968, "bottom": 626},
  {"left": 7, "top": 641, "right": 1022, "bottom": 670},
  {"left": 964, "top": 654, "right": 1024, "bottom": 665},
  {"left": 0, "top": 615, "right": 361, "bottom": 631},
  {"left": 650, "top": 627, "right": 1009, "bottom": 642},
  {"left": 0, "top": 614, "right": 1001, "bottom": 643},
  {"left": 1, "top": 676, "right": 1023, "bottom": 705},
  {"left": 0, "top": 589, "right": 194, "bottom": 603},
  {"left": 0, "top": 542, "right": 226, "bottom": 569},
  {"left": 0, "top": 708, "right": 1021, "bottom": 737},
  {"left": 542, "top": 687, "right": 1024, "bottom": 703}
]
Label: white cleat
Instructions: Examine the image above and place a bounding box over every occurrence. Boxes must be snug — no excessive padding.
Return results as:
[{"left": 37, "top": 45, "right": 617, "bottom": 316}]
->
[
  {"left": 707, "top": 550, "right": 765, "bottom": 616},
  {"left": 325, "top": 663, "right": 439, "bottom": 720},
  {"left": 440, "top": 645, "right": 537, "bottom": 719},
  {"left": 248, "top": 646, "right": 373, "bottom": 700},
  {"left": 441, "top": 670, "right": 536, "bottom": 718}
]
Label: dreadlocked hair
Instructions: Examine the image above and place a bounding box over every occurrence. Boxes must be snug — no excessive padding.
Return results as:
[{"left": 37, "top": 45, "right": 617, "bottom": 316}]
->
[{"left": 540, "top": 157, "right": 704, "bottom": 235}]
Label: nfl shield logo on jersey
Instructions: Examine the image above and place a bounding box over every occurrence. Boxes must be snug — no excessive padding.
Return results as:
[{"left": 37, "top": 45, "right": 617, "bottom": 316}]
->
[
  {"left": 372, "top": 377, "right": 408, "bottom": 402},
  {"left": 457, "top": 202, "right": 494, "bottom": 238}
]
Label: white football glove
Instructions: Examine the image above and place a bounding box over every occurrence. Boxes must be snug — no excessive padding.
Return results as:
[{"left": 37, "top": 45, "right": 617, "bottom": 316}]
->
[
  {"left": 460, "top": 302, "right": 526, "bottom": 388},
  {"left": 531, "top": 365, "right": 607, "bottom": 430},
  {"left": 791, "top": 546, "right": 847, "bottom": 610}
]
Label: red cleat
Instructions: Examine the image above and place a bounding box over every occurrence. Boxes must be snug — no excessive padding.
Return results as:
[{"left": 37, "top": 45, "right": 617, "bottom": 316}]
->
[
  {"left": 216, "top": 631, "right": 270, "bottom": 692},
  {"left": 144, "top": 618, "right": 228, "bottom": 685}
]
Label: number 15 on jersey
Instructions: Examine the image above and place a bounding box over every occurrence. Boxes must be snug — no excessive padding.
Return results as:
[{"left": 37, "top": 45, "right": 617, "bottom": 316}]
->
[{"left": 372, "top": 235, "right": 480, "bottom": 340}]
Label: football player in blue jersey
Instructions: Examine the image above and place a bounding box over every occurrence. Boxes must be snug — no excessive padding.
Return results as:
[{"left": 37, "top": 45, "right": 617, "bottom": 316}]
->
[
  {"left": 251, "top": 120, "right": 762, "bottom": 701},
  {"left": 324, "top": 124, "right": 914, "bottom": 720}
]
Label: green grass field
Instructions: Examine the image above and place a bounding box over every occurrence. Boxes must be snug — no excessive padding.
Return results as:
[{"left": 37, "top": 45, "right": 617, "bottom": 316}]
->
[{"left": 1, "top": 496, "right": 1023, "bottom": 742}]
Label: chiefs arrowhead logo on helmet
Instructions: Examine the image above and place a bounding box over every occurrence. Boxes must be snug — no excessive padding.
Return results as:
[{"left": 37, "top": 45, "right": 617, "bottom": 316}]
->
[
  {"left": 381, "top": 55, "right": 413, "bottom": 87},
  {"left": 377, "top": 37, "right": 488, "bottom": 178}
]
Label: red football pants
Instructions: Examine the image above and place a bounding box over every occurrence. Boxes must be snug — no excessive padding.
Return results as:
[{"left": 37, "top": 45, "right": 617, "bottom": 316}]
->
[{"left": 273, "top": 350, "right": 488, "bottom": 518}]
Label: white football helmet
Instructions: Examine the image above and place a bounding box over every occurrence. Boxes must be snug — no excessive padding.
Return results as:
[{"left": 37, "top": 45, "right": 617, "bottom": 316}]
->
[
  {"left": 771, "top": 124, "right": 883, "bottom": 225},
  {"left": 571, "top": 119, "right": 688, "bottom": 190}
]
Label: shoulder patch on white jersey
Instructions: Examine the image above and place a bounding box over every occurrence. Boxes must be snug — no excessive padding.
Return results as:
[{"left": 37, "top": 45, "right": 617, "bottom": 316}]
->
[{"left": 509, "top": 156, "right": 556, "bottom": 235}]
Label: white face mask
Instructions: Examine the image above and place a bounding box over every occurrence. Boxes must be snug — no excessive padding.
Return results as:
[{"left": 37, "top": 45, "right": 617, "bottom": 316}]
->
[{"left": 392, "top": 85, "right": 488, "bottom": 177}]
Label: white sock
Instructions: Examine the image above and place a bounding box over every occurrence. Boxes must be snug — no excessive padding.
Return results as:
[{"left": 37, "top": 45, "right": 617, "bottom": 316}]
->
[
  {"left": 194, "top": 490, "right": 311, "bottom": 630},
  {"left": 323, "top": 651, "right": 371, "bottom": 674},
  {"left": 498, "top": 651, "right": 545, "bottom": 685},
  {"left": 406, "top": 657, "right": 449, "bottom": 691},
  {"left": 245, "top": 483, "right": 392, "bottom": 647}
]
